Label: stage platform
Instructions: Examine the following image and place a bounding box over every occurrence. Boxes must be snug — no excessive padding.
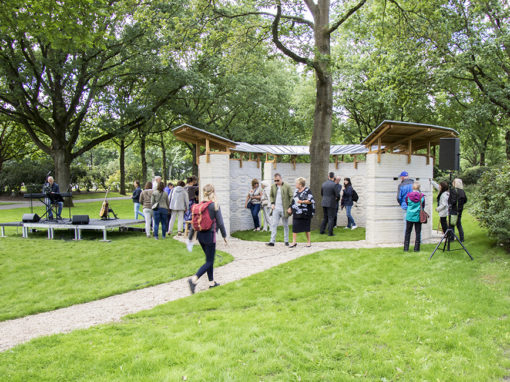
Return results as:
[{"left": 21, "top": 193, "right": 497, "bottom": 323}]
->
[{"left": 0, "top": 219, "right": 144, "bottom": 241}]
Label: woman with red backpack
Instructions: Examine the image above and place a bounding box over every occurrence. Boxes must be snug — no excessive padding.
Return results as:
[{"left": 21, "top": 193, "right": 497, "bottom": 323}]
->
[{"left": 187, "top": 184, "right": 227, "bottom": 294}]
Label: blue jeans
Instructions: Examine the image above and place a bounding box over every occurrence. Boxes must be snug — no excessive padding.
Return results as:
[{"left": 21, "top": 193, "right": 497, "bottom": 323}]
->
[
  {"left": 46, "top": 199, "right": 63, "bottom": 219},
  {"left": 250, "top": 203, "right": 261, "bottom": 229},
  {"left": 345, "top": 205, "right": 355, "bottom": 228},
  {"left": 153, "top": 208, "right": 168, "bottom": 238},
  {"left": 133, "top": 202, "right": 144, "bottom": 220}
]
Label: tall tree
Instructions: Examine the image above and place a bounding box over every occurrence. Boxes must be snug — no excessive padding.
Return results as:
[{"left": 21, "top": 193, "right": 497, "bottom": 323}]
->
[
  {"left": 0, "top": 0, "right": 185, "bottom": 192},
  {"left": 208, "top": 1, "right": 367, "bottom": 225}
]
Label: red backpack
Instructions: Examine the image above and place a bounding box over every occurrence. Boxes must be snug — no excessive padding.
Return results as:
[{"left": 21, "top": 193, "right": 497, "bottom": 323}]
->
[{"left": 191, "top": 201, "right": 214, "bottom": 231}]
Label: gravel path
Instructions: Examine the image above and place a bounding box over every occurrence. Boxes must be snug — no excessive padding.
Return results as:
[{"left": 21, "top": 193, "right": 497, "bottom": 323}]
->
[{"left": 0, "top": 237, "right": 408, "bottom": 352}]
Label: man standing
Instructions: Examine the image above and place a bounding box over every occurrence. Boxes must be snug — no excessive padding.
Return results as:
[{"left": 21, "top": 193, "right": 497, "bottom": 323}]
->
[
  {"left": 266, "top": 173, "right": 293, "bottom": 247},
  {"left": 333, "top": 175, "right": 342, "bottom": 227},
  {"left": 320, "top": 172, "right": 340, "bottom": 236},
  {"left": 397, "top": 171, "right": 414, "bottom": 236},
  {"left": 152, "top": 175, "right": 162, "bottom": 191},
  {"left": 43, "top": 176, "right": 63, "bottom": 220}
]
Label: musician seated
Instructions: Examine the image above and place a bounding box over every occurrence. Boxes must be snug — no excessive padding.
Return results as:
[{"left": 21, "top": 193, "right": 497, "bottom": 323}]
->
[{"left": 44, "top": 176, "right": 64, "bottom": 219}]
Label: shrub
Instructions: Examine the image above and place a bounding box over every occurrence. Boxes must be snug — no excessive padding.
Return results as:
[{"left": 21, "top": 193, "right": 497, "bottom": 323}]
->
[
  {"left": 459, "top": 166, "right": 491, "bottom": 185},
  {"left": 471, "top": 163, "right": 510, "bottom": 251}
]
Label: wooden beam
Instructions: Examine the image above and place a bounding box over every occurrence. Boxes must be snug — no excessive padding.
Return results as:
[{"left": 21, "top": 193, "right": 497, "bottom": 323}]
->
[
  {"left": 427, "top": 141, "right": 431, "bottom": 165},
  {"left": 386, "top": 129, "right": 430, "bottom": 151},
  {"left": 195, "top": 144, "right": 200, "bottom": 165},
  {"left": 205, "top": 138, "right": 210, "bottom": 163},
  {"left": 273, "top": 155, "right": 278, "bottom": 170},
  {"left": 353, "top": 154, "right": 358, "bottom": 169},
  {"left": 365, "top": 123, "right": 392, "bottom": 147},
  {"left": 408, "top": 139, "right": 412, "bottom": 164},
  {"left": 335, "top": 155, "right": 339, "bottom": 169},
  {"left": 377, "top": 137, "right": 382, "bottom": 164},
  {"left": 239, "top": 154, "right": 243, "bottom": 168},
  {"left": 291, "top": 155, "right": 297, "bottom": 170},
  {"left": 256, "top": 154, "right": 261, "bottom": 168}
]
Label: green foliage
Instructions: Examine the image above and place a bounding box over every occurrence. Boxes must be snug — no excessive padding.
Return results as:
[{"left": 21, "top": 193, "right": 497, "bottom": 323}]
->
[
  {"left": 459, "top": 166, "right": 491, "bottom": 186},
  {"left": 1, "top": 214, "right": 509, "bottom": 380},
  {"left": 0, "top": 158, "right": 53, "bottom": 193},
  {"left": 471, "top": 163, "right": 510, "bottom": 250}
]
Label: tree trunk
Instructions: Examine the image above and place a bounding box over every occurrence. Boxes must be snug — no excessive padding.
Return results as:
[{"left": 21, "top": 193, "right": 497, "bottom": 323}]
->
[
  {"left": 140, "top": 134, "right": 147, "bottom": 183},
  {"left": 309, "top": 6, "right": 333, "bottom": 230},
  {"left": 119, "top": 139, "right": 126, "bottom": 195},
  {"left": 52, "top": 148, "right": 73, "bottom": 206},
  {"left": 160, "top": 133, "right": 168, "bottom": 184},
  {"left": 506, "top": 130, "right": 510, "bottom": 161}
]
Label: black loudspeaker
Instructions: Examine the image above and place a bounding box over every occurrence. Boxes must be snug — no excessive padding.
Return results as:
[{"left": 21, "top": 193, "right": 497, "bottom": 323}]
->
[
  {"left": 439, "top": 138, "right": 460, "bottom": 171},
  {"left": 22, "top": 213, "right": 40, "bottom": 223},
  {"left": 72, "top": 215, "right": 90, "bottom": 225}
]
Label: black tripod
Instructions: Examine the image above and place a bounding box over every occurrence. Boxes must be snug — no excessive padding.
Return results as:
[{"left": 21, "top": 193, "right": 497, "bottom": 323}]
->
[{"left": 429, "top": 172, "right": 473, "bottom": 260}]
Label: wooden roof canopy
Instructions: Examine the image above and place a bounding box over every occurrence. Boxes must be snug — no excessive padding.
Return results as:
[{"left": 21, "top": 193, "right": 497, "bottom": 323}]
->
[
  {"left": 362, "top": 120, "right": 459, "bottom": 164},
  {"left": 363, "top": 120, "right": 458, "bottom": 151},
  {"left": 172, "top": 124, "right": 237, "bottom": 152}
]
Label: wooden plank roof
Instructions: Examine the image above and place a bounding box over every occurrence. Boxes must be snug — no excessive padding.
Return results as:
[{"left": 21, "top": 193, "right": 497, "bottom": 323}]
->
[{"left": 362, "top": 120, "right": 458, "bottom": 151}]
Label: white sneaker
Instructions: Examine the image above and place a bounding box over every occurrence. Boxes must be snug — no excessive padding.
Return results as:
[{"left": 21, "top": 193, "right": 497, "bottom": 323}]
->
[
  {"left": 344, "top": 227, "right": 350, "bottom": 229},
  {"left": 351, "top": 225, "right": 357, "bottom": 230}
]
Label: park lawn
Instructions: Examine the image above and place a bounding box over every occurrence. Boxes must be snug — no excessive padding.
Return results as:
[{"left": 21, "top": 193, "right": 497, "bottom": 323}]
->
[
  {"left": 71, "top": 191, "right": 125, "bottom": 200},
  {"left": 1, "top": 213, "right": 508, "bottom": 381},
  {"left": 232, "top": 225, "right": 366, "bottom": 242},
  {"left": 0, "top": 200, "right": 233, "bottom": 321}
]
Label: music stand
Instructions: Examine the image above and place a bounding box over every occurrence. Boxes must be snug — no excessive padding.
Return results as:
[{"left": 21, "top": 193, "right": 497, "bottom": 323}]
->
[{"left": 429, "top": 172, "right": 473, "bottom": 260}]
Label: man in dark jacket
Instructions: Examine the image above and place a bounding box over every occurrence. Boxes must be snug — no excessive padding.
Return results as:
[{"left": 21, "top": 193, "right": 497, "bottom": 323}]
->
[{"left": 320, "top": 172, "right": 340, "bottom": 236}]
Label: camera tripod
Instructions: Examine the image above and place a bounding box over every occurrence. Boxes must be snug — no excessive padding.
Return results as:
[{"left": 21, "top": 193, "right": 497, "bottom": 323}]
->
[{"left": 429, "top": 171, "right": 473, "bottom": 260}]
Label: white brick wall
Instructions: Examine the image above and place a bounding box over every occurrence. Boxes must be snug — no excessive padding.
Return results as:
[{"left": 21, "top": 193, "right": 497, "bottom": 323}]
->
[
  {"left": 229, "top": 159, "right": 262, "bottom": 232},
  {"left": 198, "top": 154, "right": 231, "bottom": 236},
  {"left": 365, "top": 153, "right": 433, "bottom": 244},
  {"left": 200, "top": 153, "right": 433, "bottom": 244},
  {"left": 263, "top": 161, "right": 367, "bottom": 229}
]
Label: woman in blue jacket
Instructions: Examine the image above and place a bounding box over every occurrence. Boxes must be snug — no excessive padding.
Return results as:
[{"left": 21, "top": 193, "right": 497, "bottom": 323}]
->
[{"left": 404, "top": 182, "right": 425, "bottom": 252}]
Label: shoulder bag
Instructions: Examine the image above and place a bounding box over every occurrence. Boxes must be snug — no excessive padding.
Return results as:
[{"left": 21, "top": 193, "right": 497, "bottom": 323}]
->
[{"left": 419, "top": 193, "right": 429, "bottom": 224}]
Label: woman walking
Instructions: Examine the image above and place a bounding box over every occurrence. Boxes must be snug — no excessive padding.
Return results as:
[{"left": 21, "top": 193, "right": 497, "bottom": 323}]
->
[
  {"left": 288, "top": 177, "right": 315, "bottom": 248},
  {"left": 449, "top": 178, "right": 468, "bottom": 242},
  {"left": 340, "top": 177, "right": 357, "bottom": 230},
  {"left": 436, "top": 181, "right": 450, "bottom": 234},
  {"left": 245, "top": 178, "right": 262, "bottom": 231},
  {"left": 151, "top": 181, "right": 169, "bottom": 240},
  {"left": 139, "top": 182, "right": 154, "bottom": 238},
  {"left": 404, "top": 182, "right": 425, "bottom": 252},
  {"left": 188, "top": 184, "right": 227, "bottom": 294},
  {"left": 132, "top": 180, "right": 144, "bottom": 220},
  {"left": 260, "top": 180, "right": 272, "bottom": 231},
  {"left": 168, "top": 181, "right": 189, "bottom": 236}
]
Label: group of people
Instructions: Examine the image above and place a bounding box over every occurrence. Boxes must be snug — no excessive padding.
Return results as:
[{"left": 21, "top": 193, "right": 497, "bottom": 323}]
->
[
  {"left": 243, "top": 172, "right": 358, "bottom": 248},
  {"left": 397, "top": 170, "right": 468, "bottom": 252},
  {"left": 132, "top": 175, "right": 199, "bottom": 240}
]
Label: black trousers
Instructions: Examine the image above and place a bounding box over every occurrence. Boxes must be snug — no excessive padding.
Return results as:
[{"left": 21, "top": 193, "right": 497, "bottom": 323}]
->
[
  {"left": 196, "top": 242, "right": 216, "bottom": 281},
  {"left": 451, "top": 212, "right": 465, "bottom": 242},
  {"left": 440, "top": 217, "right": 448, "bottom": 233},
  {"left": 320, "top": 206, "right": 336, "bottom": 235},
  {"left": 404, "top": 221, "right": 422, "bottom": 250}
]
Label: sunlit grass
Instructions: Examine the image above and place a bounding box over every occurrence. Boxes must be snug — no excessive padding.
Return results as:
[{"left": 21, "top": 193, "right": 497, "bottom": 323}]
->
[{"left": 1, "top": 213, "right": 508, "bottom": 381}]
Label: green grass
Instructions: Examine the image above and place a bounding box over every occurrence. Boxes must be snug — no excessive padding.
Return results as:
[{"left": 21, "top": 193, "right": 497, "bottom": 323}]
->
[
  {"left": 232, "top": 225, "right": 366, "bottom": 242},
  {"left": 1, "top": 213, "right": 508, "bottom": 381},
  {"left": 0, "top": 200, "right": 233, "bottom": 321},
  {"left": 71, "top": 191, "right": 125, "bottom": 200},
  {"left": 0, "top": 202, "right": 15, "bottom": 205}
]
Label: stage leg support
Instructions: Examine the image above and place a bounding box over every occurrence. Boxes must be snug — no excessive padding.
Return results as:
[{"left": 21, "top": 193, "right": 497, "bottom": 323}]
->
[
  {"left": 1, "top": 226, "right": 5, "bottom": 238},
  {"left": 100, "top": 229, "right": 111, "bottom": 242}
]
